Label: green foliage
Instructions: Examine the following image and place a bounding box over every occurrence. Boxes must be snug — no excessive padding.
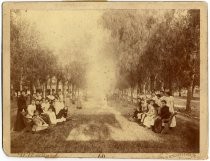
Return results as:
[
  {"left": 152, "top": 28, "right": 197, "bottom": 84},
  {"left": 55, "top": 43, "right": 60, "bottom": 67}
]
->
[
  {"left": 101, "top": 10, "right": 200, "bottom": 93},
  {"left": 10, "top": 10, "right": 87, "bottom": 91}
]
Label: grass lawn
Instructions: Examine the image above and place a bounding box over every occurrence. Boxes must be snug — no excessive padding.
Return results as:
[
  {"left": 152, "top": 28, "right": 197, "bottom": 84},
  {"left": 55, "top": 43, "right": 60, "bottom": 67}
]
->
[
  {"left": 174, "top": 97, "right": 200, "bottom": 119},
  {"left": 10, "top": 99, "right": 199, "bottom": 153}
]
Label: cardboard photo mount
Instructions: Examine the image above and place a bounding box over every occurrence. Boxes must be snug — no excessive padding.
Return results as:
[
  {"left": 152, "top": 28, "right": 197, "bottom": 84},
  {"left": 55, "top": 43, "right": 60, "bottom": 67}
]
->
[{"left": 2, "top": 1, "right": 208, "bottom": 159}]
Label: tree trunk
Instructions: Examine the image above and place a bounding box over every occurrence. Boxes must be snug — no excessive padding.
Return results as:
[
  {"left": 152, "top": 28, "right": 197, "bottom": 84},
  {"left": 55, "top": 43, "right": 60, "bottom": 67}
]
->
[
  {"left": 67, "top": 81, "right": 70, "bottom": 92},
  {"left": 56, "top": 79, "right": 60, "bottom": 94},
  {"left": 186, "top": 74, "right": 195, "bottom": 112},
  {"left": 122, "top": 89, "right": 125, "bottom": 99},
  {"left": 143, "top": 83, "right": 146, "bottom": 94},
  {"left": 130, "top": 87, "right": 133, "bottom": 103},
  {"left": 137, "top": 82, "right": 142, "bottom": 95},
  {"left": 150, "top": 74, "right": 155, "bottom": 92},
  {"left": 19, "top": 67, "right": 24, "bottom": 92},
  {"left": 178, "top": 87, "right": 182, "bottom": 97},
  {"left": 62, "top": 81, "right": 65, "bottom": 97},
  {"left": 33, "top": 85, "right": 36, "bottom": 94},
  {"left": 168, "top": 75, "right": 173, "bottom": 95},
  {"left": 154, "top": 79, "right": 156, "bottom": 91},
  {"left": 72, "top": 84, "right": 74, "bottom": 100},
  {"left": 161, "top": 82, "right": 164, "bottom": 91},
  {"left": 30, "top": 80, "right": 34, "bottom": 102},
  {"left": 45, "top": 81, "right": 48, "bottom": 96},
  {"left": 192, "top": 83, "right": 195, "bottom": 98},
  {"left": 50, "top": 77, "right": 52, "bottom": 93},
  {"left": 43, "top": 82, "right": 47, "bottom": 98},
  {"left": 38, "top": 79, "right": 42, "bottom": 91},
  {"left": 10, "top": 84, "right": 13, "bottom": 100}
]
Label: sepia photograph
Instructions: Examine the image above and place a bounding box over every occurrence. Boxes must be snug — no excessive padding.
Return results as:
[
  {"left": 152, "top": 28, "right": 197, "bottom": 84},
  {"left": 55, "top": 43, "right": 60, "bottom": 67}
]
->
[{"left": 2, "top": 2, "right": 208, "bottom": 159}]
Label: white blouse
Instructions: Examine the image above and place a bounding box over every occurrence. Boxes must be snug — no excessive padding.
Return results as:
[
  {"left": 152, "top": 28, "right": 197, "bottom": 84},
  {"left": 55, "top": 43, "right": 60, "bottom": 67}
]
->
[{"left": 27, "top": 104, "right": 36, "bottom": 118}]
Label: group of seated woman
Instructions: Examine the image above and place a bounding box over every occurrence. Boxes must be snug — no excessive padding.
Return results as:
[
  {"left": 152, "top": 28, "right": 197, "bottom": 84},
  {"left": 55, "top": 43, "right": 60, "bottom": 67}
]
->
[
  {"left": 130, "top": 91, "right": 177, "bottom": 134},
  {"left": 23, "top": 93, "right": 68, "bottom": 133}
]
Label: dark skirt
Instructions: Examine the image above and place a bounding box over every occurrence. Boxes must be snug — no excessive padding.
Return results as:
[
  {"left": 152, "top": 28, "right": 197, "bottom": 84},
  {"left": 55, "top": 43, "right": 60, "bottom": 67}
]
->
[
  {"left": 14, "top": 110, "right": 26, "bottom": 131},
  {"left": 40, "top": 113, "right": 51, "bottom": 125},
  {"left": 152, "top": 118, "right": 163, "bottom": 133},
  {"left": 56, "top": 109, "right": 68, "bottom": 119}
]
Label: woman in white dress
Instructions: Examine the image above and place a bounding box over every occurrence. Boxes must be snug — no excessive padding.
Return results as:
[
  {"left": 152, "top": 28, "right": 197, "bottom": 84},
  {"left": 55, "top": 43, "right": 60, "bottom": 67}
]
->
[
  {"left": 41, "top": 98, "right": 50, "bottom": 112},
  {"left": 54, "top": 98, "right": 64, "bottom": 115},
  {"left": 46, "top": 107, "right": 66, "bottom": 125},
  {"left": 165, "top": 91, "right": 176, "bottom": 127},
  {"left": 27, "top": 99, "right": 36, "bottom": 118},
  {"left": 32, "top": 110, "right": 49, "bottom": 132},
  {"left": 143, "top": 100, "right": 157, "bottom": 128}
]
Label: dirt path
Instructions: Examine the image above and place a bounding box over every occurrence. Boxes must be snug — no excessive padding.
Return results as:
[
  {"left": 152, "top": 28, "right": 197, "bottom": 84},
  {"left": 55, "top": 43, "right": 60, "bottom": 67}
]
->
[
  {"left": 64, "top": 100, "right": 199, "bottom": 152},
  {"left": 66, "top": 104, "right": 162, "bottom": 142}
]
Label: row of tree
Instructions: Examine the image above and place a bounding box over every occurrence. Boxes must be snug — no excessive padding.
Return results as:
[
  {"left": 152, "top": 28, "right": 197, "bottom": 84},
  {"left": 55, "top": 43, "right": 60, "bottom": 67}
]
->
[
  {"left": 10, "top": 10, "right": 87, "bottom": 99},
  {"left": 10, "top": 10, "right": 200, "bottom": 111},
  {"left": 101, "top": 9, "right": 200, "bottom": 111}
]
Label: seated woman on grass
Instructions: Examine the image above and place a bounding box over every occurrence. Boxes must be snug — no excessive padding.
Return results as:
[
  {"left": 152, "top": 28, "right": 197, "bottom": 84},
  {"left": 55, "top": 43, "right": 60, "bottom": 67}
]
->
[
  {"left": 41, "top": 98, "right": 50, "bottom": 113},
  {"left": 143, "top": 100, "right": 157, "bottom": 128},
  {"left": 27, "top": 99, "right": 36, "bottom": 118},
  {"left": 34, "top": 99, "right": 51, "bottom": 125},
  {"left": 35, "top": 100, "right": 43, "bottom": 114},
  {"left": 54, "top": 97, "right": 68, "bottom": 121},
  {"left": 129, "top": 103, "right": 142, "bottom": 122},
  {"left": 137, "top": 99, "right": 149, "bottom": 125},
  {"left": 47, "top": 91, "right": 55, "bottom": 104},
  {"left": 138, "top": 100, "right": 150, "bottom": 126},
  {"left": 46, "top": 107, "right": 66, "bottom": 125},
  {"left": 32, "top": 110, "right": 49, "bottom": 132}
]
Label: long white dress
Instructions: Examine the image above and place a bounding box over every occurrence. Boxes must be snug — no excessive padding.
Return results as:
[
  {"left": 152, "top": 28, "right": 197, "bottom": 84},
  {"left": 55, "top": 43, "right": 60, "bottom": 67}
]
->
[
  {"left": 27, "top": 104, "right": 36, "bottom": 118},
  {"left": 41, "top": 102, "right": 50, "bottom": 112},
  {"left": 143, "top": 105, "right": 157, "bottom": 127},
  {"left": 54, "top": 101, "right": 64, "bottom": 115},
  {"left": 46, "top": 111, "right": 66, "bottom": 124},
  {"left": 165, "top": 96, "right": 176, "bottom": 127},
  {"left": 46, "top": 111, "right": 57, "bottom": 124}
]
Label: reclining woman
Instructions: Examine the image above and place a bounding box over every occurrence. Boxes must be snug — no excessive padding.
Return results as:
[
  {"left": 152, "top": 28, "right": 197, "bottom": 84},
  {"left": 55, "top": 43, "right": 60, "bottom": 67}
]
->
[
  {"left": 32, "top": 110, "right": 49, "bottom": 132},
  {"left": 41, "top": 98, "right": 50, "bottom": 113},
  {"left": 143, "top": 100, "right": 158, "bottom": 128},
  {"left": 46, "top": 107, "right": 66, "bottom": 125},
  {"left": 35, "top": 99, "right": 51, "bottom": 125},
  {"left": 54, "top": 97, "right": 68, "bottom": 121}
]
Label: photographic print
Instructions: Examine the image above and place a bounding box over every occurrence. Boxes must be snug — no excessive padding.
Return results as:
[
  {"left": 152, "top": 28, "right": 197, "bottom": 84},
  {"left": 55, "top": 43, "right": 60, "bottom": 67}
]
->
[{"left": 2, "top": 2, "right": 208, "bottom": 159}]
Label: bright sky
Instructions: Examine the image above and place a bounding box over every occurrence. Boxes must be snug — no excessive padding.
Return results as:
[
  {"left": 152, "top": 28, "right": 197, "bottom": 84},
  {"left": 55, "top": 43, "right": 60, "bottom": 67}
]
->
[
  {"left": 21, "top": 10, "right": 105, "bottom": 63},
  {"left": 20, "top": 10, "right": 116, "bottom": 99}
]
